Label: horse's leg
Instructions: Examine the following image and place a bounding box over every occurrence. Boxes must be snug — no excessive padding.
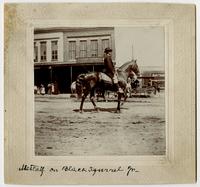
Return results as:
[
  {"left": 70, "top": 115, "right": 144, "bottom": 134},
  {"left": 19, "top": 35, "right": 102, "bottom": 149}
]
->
[
  {"left": 96, "top": 90, "right": 99, "bottom": 101},
  {"left": 105, "top": 90, "right": 108, "bottom": 102},
  {"left": 102, "top": 89, "right": 107, "bottom": 102},
  {"left": 80, "top": 91, "right": 89, "bottom": 113},
  {"left": 119, "top": 88, "right": 128, "bottom": 106},
  {"left": 117, "top": 92, "right": 122, "bottom": 113},
  {"left": 123, "top": 89, "right": 128, "bottom": 103},
  {"left": 90, "top": 88, "right": 98, "bottom": 111},
  {"left": 129, "top": 87, "right": 132, "bottom": 98}
]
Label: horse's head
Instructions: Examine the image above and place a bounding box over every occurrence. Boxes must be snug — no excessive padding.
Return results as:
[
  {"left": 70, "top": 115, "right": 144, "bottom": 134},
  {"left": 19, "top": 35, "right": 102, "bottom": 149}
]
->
[{"left": 126, "top": 59, "right": 140, "bottom": 78}]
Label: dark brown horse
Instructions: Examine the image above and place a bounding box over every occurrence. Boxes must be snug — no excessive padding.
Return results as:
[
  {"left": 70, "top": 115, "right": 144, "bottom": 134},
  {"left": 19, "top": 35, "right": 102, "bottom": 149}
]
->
[{"left": 76, "top": 60, "right": 140, "bottom": 113}]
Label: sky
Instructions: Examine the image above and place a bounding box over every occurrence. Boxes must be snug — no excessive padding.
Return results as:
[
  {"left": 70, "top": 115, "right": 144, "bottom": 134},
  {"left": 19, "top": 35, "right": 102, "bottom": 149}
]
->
[{"left": 114, "top": 27, "right": 165, "bottom": 70}]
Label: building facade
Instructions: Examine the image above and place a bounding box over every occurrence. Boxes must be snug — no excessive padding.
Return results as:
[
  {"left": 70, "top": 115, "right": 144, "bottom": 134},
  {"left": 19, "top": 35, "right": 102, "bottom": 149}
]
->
[{"left": 34, "top": 27, "right": 115, "bottom": 93}]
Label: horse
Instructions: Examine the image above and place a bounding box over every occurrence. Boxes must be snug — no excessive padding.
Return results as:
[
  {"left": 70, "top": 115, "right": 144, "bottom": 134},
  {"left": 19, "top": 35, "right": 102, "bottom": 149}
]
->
[
  {"left": 76, "top": 60, "right": 140, "bottom": 113},
  {"left": 70, "top": 81, "right": 77, "bottom": 98},
  {"left": 71, "top": 81, "right": 76, "bottom": 94},
  {"left": 71, "top": 80, "right": 109, "bottom": 100}
]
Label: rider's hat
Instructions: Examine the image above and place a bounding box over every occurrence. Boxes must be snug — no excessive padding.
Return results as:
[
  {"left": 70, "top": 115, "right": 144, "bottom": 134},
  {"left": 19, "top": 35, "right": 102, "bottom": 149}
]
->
[{"left": 104, "top": 47, "right": 112, "bottom": 53}]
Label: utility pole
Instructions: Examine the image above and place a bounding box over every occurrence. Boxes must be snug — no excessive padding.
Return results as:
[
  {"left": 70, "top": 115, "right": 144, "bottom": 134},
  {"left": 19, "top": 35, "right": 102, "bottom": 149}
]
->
[{"left": 132, "top": 44, "right": 134, "bottom": 61}]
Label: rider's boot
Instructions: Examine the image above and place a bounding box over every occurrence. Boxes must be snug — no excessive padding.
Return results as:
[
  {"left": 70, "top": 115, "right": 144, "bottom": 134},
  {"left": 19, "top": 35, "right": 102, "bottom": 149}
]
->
[
  {"left": 112, "top": 73, "right": 123, "bottom": 94},
  {"left": 115, "top": 83, "right": 123, "bottom": 94}
]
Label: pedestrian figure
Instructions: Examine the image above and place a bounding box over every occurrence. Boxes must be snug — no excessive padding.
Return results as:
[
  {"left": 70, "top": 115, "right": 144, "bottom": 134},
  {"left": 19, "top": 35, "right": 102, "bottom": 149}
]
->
[
  {"left": 53, "top": 81, "right": 59, "bottom": 95},
  {"left": 47, "top": 83, "right": 52, "bottom": 95},
  {"left": 34, "top": 85, "right": 37, "bottom": 94},
  {"left": 40, "top": 84, "right": 45, "bottom": 95},
  {"left": 37, "top": 87, "right": 40, "bottom": 95},
  {"left": 51, "top": 83, "right": 55, "bottom": 94}
]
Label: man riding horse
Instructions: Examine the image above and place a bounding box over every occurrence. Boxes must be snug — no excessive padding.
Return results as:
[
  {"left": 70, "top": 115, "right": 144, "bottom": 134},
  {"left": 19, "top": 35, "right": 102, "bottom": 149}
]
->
[
  {"left": 76, "top": 48, "right": 140, "bottom": 112},
  {"left": 103, "top": 47, "right": 123, "bottom": 93}
]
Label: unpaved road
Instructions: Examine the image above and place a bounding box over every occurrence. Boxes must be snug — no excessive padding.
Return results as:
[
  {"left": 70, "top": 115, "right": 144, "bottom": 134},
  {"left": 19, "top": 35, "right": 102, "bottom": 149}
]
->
[{"left": 35, "top": 92, "right": 165, "bottom": 156}]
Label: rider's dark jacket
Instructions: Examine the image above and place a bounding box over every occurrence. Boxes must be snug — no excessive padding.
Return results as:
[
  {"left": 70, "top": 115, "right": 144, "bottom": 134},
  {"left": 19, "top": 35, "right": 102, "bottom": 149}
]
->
[{"left": 104, "top": 53, "right": 115, "bottom": 78}]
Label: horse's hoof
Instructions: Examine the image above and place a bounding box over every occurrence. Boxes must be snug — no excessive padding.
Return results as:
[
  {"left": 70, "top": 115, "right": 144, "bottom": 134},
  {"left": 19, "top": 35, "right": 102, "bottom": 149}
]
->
[
  {"left": 116, "top": 109, "right": 120, "bottom": 113},
  {"left": 95, "top": 107, "right": 99, "bottom": 112},
  {"left": 79, "top": 110, "right": 83, "bottom": 113}
]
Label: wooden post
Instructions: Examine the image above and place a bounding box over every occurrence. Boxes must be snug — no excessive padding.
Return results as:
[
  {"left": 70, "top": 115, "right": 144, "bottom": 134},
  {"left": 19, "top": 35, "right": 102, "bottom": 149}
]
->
[
  {"left": 49, "top": 66, "right": 52, "bottom": 83},
  {"left": 70, "top": 66, "right": 73, "bottom": 84},
  {"left": 132, "top": 44, "right": 134, "bottom": 61}
]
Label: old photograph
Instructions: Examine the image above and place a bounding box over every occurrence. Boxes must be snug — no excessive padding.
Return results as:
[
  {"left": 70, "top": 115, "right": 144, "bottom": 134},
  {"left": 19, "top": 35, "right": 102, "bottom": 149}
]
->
[
  {"left": 34, "top": 26, "right": 165, "bottom": 156},
  {"left": 4, "top": 3, "right": 196, "bottom": 184}
]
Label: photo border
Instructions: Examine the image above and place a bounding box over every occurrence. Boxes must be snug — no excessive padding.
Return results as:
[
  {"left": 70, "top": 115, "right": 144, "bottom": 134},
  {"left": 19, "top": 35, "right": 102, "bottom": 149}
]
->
[{"left": 4, "top": 3, "right": 196, "bottom": 184}]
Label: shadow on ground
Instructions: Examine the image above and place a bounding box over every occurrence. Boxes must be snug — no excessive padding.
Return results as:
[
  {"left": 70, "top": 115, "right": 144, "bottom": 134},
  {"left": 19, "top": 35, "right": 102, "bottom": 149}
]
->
[{"left": 73, "top": 107, "right": 128, "bottom": 113}]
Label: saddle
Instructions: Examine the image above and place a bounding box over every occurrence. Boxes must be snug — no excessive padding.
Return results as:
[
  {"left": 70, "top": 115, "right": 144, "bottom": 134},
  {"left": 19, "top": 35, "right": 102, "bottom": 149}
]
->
[
  {"left": 98, "top": 72, "right": 125, "bottom": 93},
  {"left": 98, "top": 72, "right": 113, "bottom": 84}
]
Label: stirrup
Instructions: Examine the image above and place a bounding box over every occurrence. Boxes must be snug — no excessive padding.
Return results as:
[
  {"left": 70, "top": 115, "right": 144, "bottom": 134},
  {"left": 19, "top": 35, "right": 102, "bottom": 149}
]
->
[{"left": 117, "top": 88, "right": 123, "bottom": 93}]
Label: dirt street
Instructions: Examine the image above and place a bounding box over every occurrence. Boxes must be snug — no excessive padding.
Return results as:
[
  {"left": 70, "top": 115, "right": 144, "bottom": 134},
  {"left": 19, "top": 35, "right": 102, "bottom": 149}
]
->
[{"left": 35, "top": 92, "right": 165, "bottom": 156}]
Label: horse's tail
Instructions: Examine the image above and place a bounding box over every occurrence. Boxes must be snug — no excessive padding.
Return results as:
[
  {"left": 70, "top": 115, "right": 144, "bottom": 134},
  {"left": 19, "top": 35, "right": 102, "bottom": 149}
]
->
[{"left": 76, "top": 74, "right": 85, "bottom": 98}]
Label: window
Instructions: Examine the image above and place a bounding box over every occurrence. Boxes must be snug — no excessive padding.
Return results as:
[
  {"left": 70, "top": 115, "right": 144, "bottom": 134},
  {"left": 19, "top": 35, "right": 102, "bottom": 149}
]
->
[
  {"left": 40, "top": 41, "right": 47, "bottom": 61},
  {"left": 79, "top": 40, "right": 87, "bottom": 58},
  {"left": 69, "top": 41, "right": 76, "bottom": 60},
  {"left": 51, "top": 41, "right": 58, "bottom": 61},
  {"left": 34, "top": 42, "right": 38, "bottom": 62},
  {"left": 102, "top": 39, "right": 110, "bottom": 54},
  {"left": 91, "top": 40, "right": 98, "bottom": 57}
]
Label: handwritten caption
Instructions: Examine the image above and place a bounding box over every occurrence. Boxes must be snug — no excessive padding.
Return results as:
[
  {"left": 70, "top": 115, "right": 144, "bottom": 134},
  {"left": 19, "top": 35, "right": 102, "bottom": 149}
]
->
[{"left": 18, "top": 164, "right": 139, "bottom": 177}]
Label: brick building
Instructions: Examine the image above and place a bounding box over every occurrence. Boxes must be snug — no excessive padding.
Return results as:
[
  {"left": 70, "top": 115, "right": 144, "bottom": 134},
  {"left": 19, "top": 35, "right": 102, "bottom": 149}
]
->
[{"left": 34, "top": 27, "right": 115, "bottom": 93}]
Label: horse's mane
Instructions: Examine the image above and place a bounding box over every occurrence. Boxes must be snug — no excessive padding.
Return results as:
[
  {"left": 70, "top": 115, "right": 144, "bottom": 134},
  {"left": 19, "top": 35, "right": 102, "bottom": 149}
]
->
[
  {"left": 118, "top": 60, "right": 135, "bottom": 71},
  {"left": 117, "top": 59, "right": 140, "bottom": 75}
]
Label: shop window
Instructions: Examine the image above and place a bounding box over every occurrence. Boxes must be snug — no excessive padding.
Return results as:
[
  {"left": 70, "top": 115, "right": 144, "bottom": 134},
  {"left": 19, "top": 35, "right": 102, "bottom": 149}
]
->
[
  {"left": 40, "top": 41, "right": 47, "bottom": 61},
  {"left": 91, "top": 40, "right": 98, "bottom": 57},
  {"left": 80, "top": 40, "right": 87, "bottom": 58},
  {"left": 51, "top": 41, "right": 58, "bottom": 61},
  {"left": 34, "top": 42, "right": 38, "bottom": 62},
  {"left": 102, "top": 39, "right": 110, "bottom": 54},
  {"left": 69, "top": 41, "right": 76, "bottom": 60}
]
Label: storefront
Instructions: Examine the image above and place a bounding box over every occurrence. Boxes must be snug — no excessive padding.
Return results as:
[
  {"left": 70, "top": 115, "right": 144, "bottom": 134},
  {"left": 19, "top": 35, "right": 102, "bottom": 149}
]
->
[
  {"left": 34, "top": 27, "right": 115, "bottom": 93},
  {"left": 34, "top": 63, "right": 105, "bottom": 93}
]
